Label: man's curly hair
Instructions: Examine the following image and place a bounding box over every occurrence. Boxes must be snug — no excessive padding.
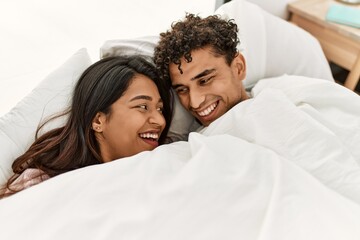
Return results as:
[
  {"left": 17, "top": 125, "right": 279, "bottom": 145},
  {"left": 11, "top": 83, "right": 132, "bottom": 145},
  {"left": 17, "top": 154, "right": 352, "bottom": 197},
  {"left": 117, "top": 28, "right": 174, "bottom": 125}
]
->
[{"left": 153, "top": 13, "right": 239, "bottom": 87}]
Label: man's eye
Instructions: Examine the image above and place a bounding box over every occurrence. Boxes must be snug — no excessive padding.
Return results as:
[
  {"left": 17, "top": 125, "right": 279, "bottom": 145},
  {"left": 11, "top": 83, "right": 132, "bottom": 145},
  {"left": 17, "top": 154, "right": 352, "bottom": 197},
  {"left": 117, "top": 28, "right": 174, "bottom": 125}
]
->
[
  {"left": 176, "top": 87, "right": 188, "bottom": 94},
  {"left": 200, "top": 76, "right": 213, "bottom": 85}
]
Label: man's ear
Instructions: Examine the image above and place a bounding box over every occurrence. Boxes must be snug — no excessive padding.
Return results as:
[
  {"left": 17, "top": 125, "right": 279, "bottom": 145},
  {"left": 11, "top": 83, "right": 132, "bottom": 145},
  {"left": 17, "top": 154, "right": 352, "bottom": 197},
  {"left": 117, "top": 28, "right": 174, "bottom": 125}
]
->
[
  {"left": 232, "top": 53, "right": 246, "bottom": 80},
  {"left": 92, "top": 112, "right": 106, "bottom": 132}
]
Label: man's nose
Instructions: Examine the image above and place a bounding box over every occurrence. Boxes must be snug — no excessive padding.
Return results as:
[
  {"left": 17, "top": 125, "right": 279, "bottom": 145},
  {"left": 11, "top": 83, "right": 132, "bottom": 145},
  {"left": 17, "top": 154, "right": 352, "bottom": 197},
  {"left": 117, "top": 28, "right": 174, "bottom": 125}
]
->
[{"left": 189, "top": 90, "right": 205, "bottom": 109}]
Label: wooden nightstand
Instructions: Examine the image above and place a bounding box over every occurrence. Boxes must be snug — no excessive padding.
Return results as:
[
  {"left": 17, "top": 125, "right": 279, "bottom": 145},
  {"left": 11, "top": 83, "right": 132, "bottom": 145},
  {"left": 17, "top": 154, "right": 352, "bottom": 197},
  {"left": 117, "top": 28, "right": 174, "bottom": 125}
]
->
[{"left": 288, "top": 0, "right": 360, "bottom": 91}]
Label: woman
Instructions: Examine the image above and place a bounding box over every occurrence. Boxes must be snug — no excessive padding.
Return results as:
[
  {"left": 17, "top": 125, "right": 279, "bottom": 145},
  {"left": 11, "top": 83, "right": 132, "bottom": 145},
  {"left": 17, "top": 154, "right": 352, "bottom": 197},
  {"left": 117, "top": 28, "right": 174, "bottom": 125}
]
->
[{"left": 0, "top": 55, "right": 173, "bottom": 198}]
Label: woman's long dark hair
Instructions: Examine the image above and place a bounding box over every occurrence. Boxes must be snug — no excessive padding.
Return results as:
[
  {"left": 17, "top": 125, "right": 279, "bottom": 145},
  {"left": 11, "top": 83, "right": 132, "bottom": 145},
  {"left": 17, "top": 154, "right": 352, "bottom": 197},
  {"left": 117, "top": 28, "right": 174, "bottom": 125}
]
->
[{"left": 1, "top": 55, "right": 173, "bottom": 197}]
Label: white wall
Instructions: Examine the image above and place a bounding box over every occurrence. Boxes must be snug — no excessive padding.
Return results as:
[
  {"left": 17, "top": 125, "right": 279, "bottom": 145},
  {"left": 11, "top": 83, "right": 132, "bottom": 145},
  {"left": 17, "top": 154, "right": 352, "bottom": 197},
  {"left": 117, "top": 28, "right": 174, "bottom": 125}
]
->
[
  {"left": 245, "top": 0, "right": 295, "bottom": 19},
  {"left": 0, "top": 0, "right": 216, "bottom": 116}
]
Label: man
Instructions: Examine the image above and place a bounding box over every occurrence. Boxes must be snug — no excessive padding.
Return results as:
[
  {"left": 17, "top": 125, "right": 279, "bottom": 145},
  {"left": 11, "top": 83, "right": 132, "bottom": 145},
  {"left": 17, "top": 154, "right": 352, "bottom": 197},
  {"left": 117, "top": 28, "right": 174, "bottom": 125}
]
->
[{"left": 154, "top": 13, "right": 249, "bottom": 127}]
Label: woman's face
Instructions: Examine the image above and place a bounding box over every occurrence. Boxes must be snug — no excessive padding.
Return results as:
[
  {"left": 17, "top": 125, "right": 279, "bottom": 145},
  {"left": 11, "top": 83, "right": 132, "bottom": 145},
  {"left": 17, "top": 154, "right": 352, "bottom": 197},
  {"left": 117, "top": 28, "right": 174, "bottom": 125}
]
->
[{"left": 93, "top": 74, "right": 166, "bottom": 162}]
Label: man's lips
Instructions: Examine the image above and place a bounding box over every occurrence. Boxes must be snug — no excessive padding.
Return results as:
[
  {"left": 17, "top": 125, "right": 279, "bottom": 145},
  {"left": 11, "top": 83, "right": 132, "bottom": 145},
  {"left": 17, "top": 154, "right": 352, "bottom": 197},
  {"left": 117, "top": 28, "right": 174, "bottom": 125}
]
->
[
  {"left": 194, "top": 101, "right": 219, "bottom": 125},
  {"left": 197, "top": 101, "right": 218, "bottom": 117}
]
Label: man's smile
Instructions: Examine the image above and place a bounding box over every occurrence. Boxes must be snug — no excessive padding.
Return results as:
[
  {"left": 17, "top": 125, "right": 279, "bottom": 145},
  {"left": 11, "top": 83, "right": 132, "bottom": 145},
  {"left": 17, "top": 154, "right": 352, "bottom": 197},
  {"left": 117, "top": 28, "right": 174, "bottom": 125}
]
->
[
  {"left": 196, "top": 101, "right": 218, "bottom": 117},
  {"left": 193, "top": 100, "right": 220, "bottom": 126}
]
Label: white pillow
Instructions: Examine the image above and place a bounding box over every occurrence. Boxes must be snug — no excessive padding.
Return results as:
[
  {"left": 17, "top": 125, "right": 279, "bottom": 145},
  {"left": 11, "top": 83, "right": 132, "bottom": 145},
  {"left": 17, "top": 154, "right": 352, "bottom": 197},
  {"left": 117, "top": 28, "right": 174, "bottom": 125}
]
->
[
  {"left": 0, "top": 48, "right": 92, "bottom": 186},
  {"left": 215, "top": 0, "right": 334, "bottom": 90}
]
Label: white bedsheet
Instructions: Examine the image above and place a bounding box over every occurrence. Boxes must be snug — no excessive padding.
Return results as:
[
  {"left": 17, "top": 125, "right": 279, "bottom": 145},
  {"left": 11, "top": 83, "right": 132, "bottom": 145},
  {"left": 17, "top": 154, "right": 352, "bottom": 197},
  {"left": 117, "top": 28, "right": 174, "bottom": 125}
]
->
[{"left": 0, "top": 76, "right": 359, "bottom": 240}]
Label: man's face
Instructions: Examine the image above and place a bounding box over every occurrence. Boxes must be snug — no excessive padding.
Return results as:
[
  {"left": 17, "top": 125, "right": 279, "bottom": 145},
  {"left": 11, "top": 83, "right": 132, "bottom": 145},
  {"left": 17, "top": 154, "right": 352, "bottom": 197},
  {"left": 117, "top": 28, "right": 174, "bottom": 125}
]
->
[{"left": 169, "top": 46, "right": 248, "bottom": 126}]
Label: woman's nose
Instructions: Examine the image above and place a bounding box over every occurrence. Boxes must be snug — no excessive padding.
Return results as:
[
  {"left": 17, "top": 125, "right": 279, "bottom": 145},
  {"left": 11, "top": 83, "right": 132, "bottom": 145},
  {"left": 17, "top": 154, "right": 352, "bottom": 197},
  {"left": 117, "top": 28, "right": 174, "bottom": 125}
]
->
[{"left": 149, "top": 110, "right": 166, "bottom": 128}]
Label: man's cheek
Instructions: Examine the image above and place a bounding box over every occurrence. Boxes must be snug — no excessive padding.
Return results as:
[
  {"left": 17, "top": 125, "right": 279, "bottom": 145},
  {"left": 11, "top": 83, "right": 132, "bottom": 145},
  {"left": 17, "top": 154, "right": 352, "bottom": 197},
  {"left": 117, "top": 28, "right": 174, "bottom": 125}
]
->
[{"left": 178, "top": 96, "right": 188, "bottom": 109}]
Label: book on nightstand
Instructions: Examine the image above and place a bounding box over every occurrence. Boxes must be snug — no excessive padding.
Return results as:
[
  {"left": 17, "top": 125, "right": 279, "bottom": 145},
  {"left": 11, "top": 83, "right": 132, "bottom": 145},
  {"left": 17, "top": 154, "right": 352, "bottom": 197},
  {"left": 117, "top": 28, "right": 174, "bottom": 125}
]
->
[{"left": 326, "top": 4, "right": 360, "bottom": 28}]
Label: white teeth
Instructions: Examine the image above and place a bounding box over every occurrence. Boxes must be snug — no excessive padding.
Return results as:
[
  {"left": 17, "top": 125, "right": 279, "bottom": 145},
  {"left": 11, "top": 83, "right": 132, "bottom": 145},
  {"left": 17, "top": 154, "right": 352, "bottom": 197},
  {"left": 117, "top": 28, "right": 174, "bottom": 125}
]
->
[
  {"left": 198, "top": 102, "right": 217, "bottom": 116},
  {"left": 139, "top": 133, "right": 159, "bottom": 140}
]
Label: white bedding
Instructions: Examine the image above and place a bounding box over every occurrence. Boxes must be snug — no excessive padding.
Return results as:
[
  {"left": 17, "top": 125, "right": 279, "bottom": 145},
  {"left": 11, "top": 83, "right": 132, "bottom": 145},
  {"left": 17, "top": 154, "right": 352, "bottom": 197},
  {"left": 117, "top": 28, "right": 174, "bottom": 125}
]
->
[{"left": 0, "top": 75, "right": 359, "bottom": 240}]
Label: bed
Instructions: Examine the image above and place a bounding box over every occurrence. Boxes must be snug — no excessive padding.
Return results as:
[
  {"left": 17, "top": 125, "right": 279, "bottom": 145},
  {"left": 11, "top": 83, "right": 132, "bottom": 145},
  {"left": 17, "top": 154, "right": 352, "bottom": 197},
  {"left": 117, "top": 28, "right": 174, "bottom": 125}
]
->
[{"left": 1, "top": 0, "right": 360, "bottom": 239}]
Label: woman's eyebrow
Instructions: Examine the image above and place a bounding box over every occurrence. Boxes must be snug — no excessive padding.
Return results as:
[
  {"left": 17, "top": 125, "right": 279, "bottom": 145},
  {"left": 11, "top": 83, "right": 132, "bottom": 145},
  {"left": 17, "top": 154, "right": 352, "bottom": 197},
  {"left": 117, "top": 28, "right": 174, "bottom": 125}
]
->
[
  {"left": 129, "top": 95, "right": 152, "bottom": 102},
  {"left": 130, "top": 95, "right": 163, "bottom": 103}
]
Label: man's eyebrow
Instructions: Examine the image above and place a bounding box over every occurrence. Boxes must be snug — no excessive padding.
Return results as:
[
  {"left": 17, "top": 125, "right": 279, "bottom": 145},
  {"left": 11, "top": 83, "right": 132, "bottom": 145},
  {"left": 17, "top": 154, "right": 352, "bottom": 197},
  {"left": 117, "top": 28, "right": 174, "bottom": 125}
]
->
[
  {"left": 191, "top": 68, "right": 216, "bottom": 80},
  {"left": 171, "top": 68, "right": 216, "bottom": 88},
  {"left": 172, "top": 84, "right": 183, "bottom": 89}
]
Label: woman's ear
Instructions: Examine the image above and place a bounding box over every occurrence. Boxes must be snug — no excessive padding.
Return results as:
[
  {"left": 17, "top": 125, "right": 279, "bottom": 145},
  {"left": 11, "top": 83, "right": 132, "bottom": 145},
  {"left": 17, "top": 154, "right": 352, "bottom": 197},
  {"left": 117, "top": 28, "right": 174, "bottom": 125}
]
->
[
  {"left": 92, "top": 112, "right": 105, "bottom": 132},
  {"left": 233, "top": 53, "right": 246, "bottom": 81}
]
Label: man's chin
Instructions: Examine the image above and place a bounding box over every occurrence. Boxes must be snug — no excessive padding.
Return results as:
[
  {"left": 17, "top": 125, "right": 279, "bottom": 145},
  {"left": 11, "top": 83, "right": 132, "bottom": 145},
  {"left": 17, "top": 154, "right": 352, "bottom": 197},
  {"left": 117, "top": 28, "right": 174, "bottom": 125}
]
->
[
  {"left": 200, "top": 121, "right": 210, "bottom": 127},
  {"left": 193, "top": 112, "right": 220, "bottom": 127},
  {"left": 194, "top": 116, "right": 211, "bottom": 127}
]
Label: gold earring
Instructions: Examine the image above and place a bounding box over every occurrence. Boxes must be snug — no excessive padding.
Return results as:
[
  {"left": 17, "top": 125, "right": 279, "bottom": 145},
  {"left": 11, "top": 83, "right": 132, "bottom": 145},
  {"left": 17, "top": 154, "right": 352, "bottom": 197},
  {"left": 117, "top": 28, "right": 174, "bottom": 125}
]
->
[{"left": 92, "top": 126, "right": 100, "bottom": 131}]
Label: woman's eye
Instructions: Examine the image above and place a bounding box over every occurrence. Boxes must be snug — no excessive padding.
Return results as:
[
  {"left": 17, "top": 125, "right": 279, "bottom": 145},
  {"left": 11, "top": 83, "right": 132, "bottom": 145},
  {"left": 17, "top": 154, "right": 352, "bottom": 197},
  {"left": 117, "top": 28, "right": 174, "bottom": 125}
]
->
[
  {"left": 138, "top": 105, "right": 148, "bottom": 110},
  {"left": 157, "top": 107, "right": 164, "bottom": 113}
]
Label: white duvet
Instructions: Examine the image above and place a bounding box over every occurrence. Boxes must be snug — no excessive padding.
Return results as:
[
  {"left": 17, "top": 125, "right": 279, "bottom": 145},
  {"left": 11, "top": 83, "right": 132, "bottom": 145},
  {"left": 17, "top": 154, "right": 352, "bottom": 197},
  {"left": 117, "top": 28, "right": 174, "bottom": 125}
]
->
[{"left": 0, "top": 76, "right": 359, "bottom": 240}]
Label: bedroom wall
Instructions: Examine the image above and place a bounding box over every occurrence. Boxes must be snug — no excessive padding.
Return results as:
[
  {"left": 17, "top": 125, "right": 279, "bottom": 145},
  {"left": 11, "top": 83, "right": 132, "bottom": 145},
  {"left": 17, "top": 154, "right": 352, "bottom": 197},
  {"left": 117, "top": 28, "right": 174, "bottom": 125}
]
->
[
  {"left": 239, "top": 0, "right": 296, "bottom": 19},
  {"left": 0, "top": 0, "right": 216, "bottom": 116}
]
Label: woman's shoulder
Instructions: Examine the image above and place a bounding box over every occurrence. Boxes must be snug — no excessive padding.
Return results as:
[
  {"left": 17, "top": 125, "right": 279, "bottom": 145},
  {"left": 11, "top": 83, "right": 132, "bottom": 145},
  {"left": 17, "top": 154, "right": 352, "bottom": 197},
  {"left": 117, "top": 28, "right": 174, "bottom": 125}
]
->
[
  {"left": 9, "top": 168, "right": 50, "bottom": 191},
  {"left": 21, "top": 168, "right": 49, "bottom": 180}
]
